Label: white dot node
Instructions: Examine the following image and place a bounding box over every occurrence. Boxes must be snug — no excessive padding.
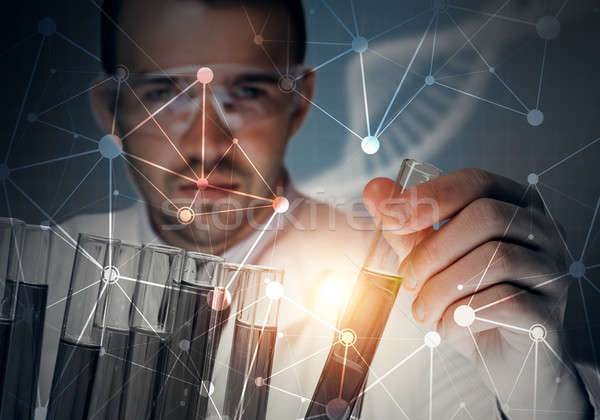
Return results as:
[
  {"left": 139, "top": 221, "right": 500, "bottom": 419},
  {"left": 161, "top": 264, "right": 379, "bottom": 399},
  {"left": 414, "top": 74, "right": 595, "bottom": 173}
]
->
[
  {"left": 207, "top": 287, "right": 232, "bottom": 311},
  {"left": 454, "top": 305, "right": 475, "bottom": 327},
  {"left": 27, "top": 112, "right": 38, "bottom": 122},
  {"left": 114, "top": 65, "right": 129, "bottom": 82},
  {"left": 529, "top": 324, "right": 547, "bottom": 342},
  {"left": 352, "top": 36, "right": 368, "bottom": 53},
  {"left": 179, "top": 401, "right": 186, "bottom": 407},
  {"left": 179, "top": 339, "right": 190, "bottom": 352},
  {"left": 38, "top": 17, "right": 56, "bottom": 36},
  {"left": 196, "top": 178, "right": 208, "bottom": 191},
  {"left": 278, "top": 75, "right": 296, "bottom": 93},
  {"left": 326, "top": 398, "right": 349, "bottom": 420},
  {"left": 177, "top": 207, "right": 195, "bottom": 225},
  {"left": 536, "top": 16, "right": 561, "bottom": 40},
  {"left": 460, "top": 401, "right": 466, "bottom": 409},
  {"left": 232, "top": 138, "right": 239, "bottom": 144},
  {"left": 527, "top": 109, "right": 544, "bottom": 126},
  {"left": 272, "top": 196, "right": 289, "bottom": 214},
  {"left": 425, "top": 75, "right": 436, "bottom": 86},
  {"left": 98, "top": 134, "right": 123, "bottom": 159},
  {"left": 361, "top": 136, "right": 380, "bottom": 155},
  {"left": 102, "top": 266, "right": 120, "bottom": 284},
  {"left": 339, "top": 328, "right": 357, "bottom": 347},
  {"left": 113, "top": 189, "right": 119, "bottom": 196},
  {"left": 253, "top": 34, "right": 264, "bottom": 45},
  {"left": 99, "top": 347, "right": 106, "bottom": 356},
  {"left": 0, "top": 164, "right": 9, "bottom": 181},
  {"left": 301, "top": 397, "right": 307, "bottom": 403},
  {"left": 277, "top": 331, "right": 284, "bottom": 339},
  {"left": 266, "top": 281, "right": 284, "bottom": 300},
  {"left": 199, "top": 380, "right": 215, "bottom": 397},
  {"left": 527, "top": 173, "right": 539, "bottom": 185},
  {"left": 569, "top": 260, "right": 586, "bottom": 279},
  {"left": 555, "top": 376, "right": 561, "bottom": 383},
  {"left": 255, "top": 377, "right": 265, "bottom": 387},
  {"left": 197, "top": 67, "right": 214, "bottom": 84},
  {"left": 457, "top": 284, "right": 463, "bottom": 291},
  {"left": 528, "top": 233, "right": 535, "bottom": 240},
  {"left": 424, "top": 331, "right": 441, "bottom": 348},
  {"left": 488, "top": 67, "right": 495, "bottom": 73}
]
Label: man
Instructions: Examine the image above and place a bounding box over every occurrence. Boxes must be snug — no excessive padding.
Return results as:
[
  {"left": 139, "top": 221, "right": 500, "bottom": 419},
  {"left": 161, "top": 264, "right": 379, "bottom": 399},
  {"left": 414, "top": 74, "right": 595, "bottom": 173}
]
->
[{"left": 39, "top": 0, "right": 593, "bottom": 418}]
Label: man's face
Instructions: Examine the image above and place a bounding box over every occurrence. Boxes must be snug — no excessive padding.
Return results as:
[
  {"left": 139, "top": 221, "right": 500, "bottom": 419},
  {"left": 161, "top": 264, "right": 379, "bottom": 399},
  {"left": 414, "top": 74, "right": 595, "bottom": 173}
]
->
[{"left": 96, "top": 0, "right": 312, "bottom": 252}]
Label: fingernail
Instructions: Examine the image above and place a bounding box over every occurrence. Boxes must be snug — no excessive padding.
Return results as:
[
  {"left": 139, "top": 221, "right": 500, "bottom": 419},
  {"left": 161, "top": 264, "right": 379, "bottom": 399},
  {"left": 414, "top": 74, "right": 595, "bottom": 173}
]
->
[{"left": 413, "top": 296, "right": 426, "bottom": 323}]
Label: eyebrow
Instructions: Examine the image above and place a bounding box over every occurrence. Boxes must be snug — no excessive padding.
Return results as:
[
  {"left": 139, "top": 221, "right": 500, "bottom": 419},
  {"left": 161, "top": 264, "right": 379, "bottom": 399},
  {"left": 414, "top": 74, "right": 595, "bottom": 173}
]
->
[{"left": 129, "top": 72, "right": 280, "bottom": 87}]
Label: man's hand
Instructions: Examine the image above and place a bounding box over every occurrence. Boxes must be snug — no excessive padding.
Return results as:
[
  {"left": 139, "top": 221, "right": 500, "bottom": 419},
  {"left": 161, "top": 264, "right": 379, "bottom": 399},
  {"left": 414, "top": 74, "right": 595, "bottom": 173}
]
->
[{"left": 363, "top": 168, "right": 589, "bottom": 415}]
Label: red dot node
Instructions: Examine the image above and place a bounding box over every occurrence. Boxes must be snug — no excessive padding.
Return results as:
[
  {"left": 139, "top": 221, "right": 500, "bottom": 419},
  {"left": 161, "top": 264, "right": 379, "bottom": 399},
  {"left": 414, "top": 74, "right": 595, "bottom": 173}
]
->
[
  {"left": 232, "top": 138, "right": 239, "bottom": 144},
  {"left": 272, "top": 196, "right": 289, "bottom": 214},
  {"left": 196, "top": 178, "right": 208, "bottom": 191},
  {"left": 196, "top": 67, "right": 214, "bottom": 84}
]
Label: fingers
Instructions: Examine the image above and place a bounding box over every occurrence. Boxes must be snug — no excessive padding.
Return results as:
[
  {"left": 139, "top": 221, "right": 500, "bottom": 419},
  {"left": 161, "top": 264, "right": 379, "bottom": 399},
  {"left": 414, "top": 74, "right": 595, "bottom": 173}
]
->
[
  {"left": 410, "top": 242, "right": 563, "bottom": 325},
  {"left": 363, "top": 168, "right": 540, "bottom": 235},
  {"left": 398, "top": 199, "right": 560, "bottom": 292}
]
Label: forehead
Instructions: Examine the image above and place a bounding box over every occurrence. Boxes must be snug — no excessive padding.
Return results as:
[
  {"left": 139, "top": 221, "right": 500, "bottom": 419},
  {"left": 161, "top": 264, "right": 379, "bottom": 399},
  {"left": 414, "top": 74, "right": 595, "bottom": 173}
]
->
[{"left": 116, "top": 0, "right": 291, "bottom": 73}]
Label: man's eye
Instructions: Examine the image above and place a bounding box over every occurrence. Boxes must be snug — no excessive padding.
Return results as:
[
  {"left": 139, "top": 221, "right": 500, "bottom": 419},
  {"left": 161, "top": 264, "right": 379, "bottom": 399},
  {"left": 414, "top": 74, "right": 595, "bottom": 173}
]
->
[
  {"left": 144, "top": 87, "right": 178, "bottom": 102},
  {"left": 231, "top": 86, "right": 267, "bottom": 100}
]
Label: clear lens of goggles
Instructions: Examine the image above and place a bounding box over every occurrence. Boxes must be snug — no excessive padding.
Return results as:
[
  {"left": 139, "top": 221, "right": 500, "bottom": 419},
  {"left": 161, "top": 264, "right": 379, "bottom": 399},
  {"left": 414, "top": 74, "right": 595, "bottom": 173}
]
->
[{"left": 117, "top": 65, "right": 306, "bottom": 134}]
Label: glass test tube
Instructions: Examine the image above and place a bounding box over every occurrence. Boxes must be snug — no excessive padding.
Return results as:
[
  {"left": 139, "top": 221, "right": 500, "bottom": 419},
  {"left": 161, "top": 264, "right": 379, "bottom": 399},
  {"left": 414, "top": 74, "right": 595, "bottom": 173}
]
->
[
  {"left": 222, "top": 265, "right": 284, "bottom": 420},
  {"left": 47, "top": 234, "right": 121, "bottom": 419},
  {"left": 157, "top": 251, "right": 224, "bottom": 420},
  {"left": 119, "top": 244, "right": 184, "bottom": 420},
  {"left": 1, "top": 224, "right": 52, "bottom": 419},
  {"left": 0, "top": 218, "right": 25, "bottom": 410},
  {"left": 306, "top": 159, "right": 442, "bottom": 420},
  {"left": 88, "top": 241, "right": 142, "bottom": 420}
]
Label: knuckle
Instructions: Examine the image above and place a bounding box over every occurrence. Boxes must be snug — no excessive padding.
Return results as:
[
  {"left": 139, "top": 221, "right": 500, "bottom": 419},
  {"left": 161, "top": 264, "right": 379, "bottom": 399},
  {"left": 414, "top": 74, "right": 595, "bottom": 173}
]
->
[
  {"left": 466, "top": 198, "right": 507, "bottom": 228},
  {"left": 463, "top": 168, "right": 494, "bottom": 194}
]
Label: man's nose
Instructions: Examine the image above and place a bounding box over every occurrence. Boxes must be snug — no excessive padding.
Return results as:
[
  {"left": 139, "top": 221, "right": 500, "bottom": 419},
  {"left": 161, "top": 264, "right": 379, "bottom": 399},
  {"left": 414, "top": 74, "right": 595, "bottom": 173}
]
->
[{"left": 179, "top": 97, "right": 232, "bottom": 175}]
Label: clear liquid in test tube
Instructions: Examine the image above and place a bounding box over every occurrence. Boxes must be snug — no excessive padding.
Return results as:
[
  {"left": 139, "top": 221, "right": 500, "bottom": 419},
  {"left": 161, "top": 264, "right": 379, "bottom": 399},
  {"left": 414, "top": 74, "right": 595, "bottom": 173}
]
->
[{"left": 306, "top": 159, "right": 442, "bottom": 420}]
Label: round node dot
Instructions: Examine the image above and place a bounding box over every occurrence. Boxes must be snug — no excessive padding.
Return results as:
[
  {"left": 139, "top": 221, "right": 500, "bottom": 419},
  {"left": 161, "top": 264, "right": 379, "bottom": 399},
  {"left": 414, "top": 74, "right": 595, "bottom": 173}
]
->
[
  {"left": 199, "top": 380, "right": 215, "bottom": 397},
  {"left": 454, "top": 305, "right": 475, "bottom": 327},
  {"left": 488, "top": 67, "right": 495, "bottom": 73},
  {"left": 457, "top": 284, "right": 464, "bottom": 291},
  {"left": 114, "top": 65, "right": 129, "bottom": 82},
  {"left": 179, "top": 401, "right": 186, "bottom": 407},
  {"left": 536, "top": 16, "right": 560, "bottom": 40},
  {"left": 326, "top": 398, "right": 349, "bottom": 420},
  {"left": 527, "top": 109, "right": 544, "bottom": 126},
  {"left": 207, "top": 287, "right": 232, "bottom": 311},
  {"left": 255, "top": 377, "right": 265, "bottom": 387},
  {"left": 113, "top": 189, "right": 119, "bottom": 196},
  {"left": 424, "top": 331, "right": 441, "bottom": 348},
  {"left": 529, "top": 324, "right": 547, "bottom": 342},
  {"left": 502, "top": 403, "right": 510, "bottom": 413},
  {"left": 272, "top": 196, "right": 289, "bottom": 214},
  {"left": 99, "top": 347, "right": 106, "bottom": 356},
  {"left": 301, "top": 397, "right": 307, "bottom": 403},
  {"left": 266, "top": 281, "right": 284, "bottom": 300},
  {"left": 425, "top": 75, "right": 436, "bottom": 86},
  {"left": 102, "top": 266, "right": 120, "bottom": 284},
  {"left": 196, "top": 178, "right": 208, "bottom": 191},
  {"left": 196, "top": 67, "right": 214, "bottom": 84},
  {"left": 278, "top": 75, "right": 296, "bottom": 93},
  {"left": 179, "top": 339, "right": 190, "bottom": 352},
  {"left": 569, "top": 260, "right": 586, "bottom": 279},
  {"left": 361, "top": 135, "right": 380, "bottom": 155},
  {"left": 232, "top": 137, "right": 239, "bottom": 144},
  {"left": 555, "top": 376, "right": 561, "bottom": 384},
  {"left": 253, "top": 34, "right": 264, "bottom": 45},
  {"left": 98, "top": 134, "right": 123, "bottom": 159},
  {"left": 528, "top": 233, "right": 535, "bottom": 240},
  {"left": 38, "top": 17, "right": 57, "bottom": 36},
  {"left": 0, "top": 164, "right": 9, "bottom": 181},
  {"left": 277, "top": 331, "right": 284, "bottom": 339},
  {"left": 527, "top": 173, "right": 539, "bottom": 185},
  {"left": 352, "top": 36, "right": 368, "bottom": 53},
  {"left": 177, "top": 207, "right": 195, "bottom": 225},
  {"left": 433, "top": 0, "right": 448, "bottom": 12},
  {"left": 339, "top": 328, "right": 357, "bottom": 347},
  {"left": 460, "top": 401, "right": 466, "bottom": 409},
  {"left": 27, "top": 112, "right": 38, "bottom": 122}
]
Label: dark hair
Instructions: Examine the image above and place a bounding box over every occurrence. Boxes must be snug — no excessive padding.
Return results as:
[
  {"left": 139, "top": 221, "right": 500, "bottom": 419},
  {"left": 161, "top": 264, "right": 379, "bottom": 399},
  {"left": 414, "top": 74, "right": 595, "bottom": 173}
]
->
[{"left": 100, "top": 0, "right": 307, "bottom": 74}]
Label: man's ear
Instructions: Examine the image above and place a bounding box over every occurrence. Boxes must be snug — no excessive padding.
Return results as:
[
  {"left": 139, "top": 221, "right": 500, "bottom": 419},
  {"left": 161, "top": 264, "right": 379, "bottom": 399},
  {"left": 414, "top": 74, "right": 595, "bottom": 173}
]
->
[
  {"left": 288, "top": 70, "right": 316, "bottom": 139},
  {"left": 89, "top": 76, "right": 118, "bottom": 136}
]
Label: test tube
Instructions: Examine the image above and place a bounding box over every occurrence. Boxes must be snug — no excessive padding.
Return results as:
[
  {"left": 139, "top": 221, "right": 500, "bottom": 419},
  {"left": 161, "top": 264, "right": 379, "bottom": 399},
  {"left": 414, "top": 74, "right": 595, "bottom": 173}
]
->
[
  {"left": 0, "top": 218, "right": 25, "bottom": 407},
  {"left": 47, "top": 234, "right": 121, "bottom": 419},
  {"left": 306, "top": 159, "right": 442, "bottom": 419},
  {"left": 157, "top": 251, "right": 224, "bottom": 420},
  {"left": 88, "top": 241, "right": 142, "bottom": 420},
  {"left": 119, "top": 244, "right": 184, "bottom": 420},
  {"left": 223, "top": 264, "right": 284, "bottom": 420},
  {"left": 0, "top": 224, "right": 52, "bottom": 419}
]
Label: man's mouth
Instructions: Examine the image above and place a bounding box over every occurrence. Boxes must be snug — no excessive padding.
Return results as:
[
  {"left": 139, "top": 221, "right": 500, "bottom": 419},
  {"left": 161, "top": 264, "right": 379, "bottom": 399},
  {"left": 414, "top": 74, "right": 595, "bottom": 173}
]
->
[{"left": 176, "top": 177, "right": 241, "bottom": 201}]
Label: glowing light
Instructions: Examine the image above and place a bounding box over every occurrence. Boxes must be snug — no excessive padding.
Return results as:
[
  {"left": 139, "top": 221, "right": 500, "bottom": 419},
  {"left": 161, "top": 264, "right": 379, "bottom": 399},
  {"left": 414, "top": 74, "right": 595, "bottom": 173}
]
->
[
  {"left": 197, "top": 67, "right": 214, "bottom": 84},
  {"left": 272, "top": 196, "right": 289, "bottom": 214},
  {"left": 339, "top": 328, "right": 357, "bottom": 347},
  {"left": 196, "top": 178, "right": 208, "bottom": 191},
  {"left": 266, "top": 281, "right": 284, "bottom": 300},
  {"left": 101, "top": 266, "right": 120, "bottom": 284},
  {"left": 361, "top": 136, "right": 380, "bottom": 154},
  {"left": 424, "top": 331, "right": 441, "bottom": 348},
  {"left": 529, "top": 324, "right": 546, "bottom": 342},
  {"left": 453, "top": 305, "right": 475, "bottom": 327},
  {"left": 177, "top": 207, "right": 195, "bottom": 224}
]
